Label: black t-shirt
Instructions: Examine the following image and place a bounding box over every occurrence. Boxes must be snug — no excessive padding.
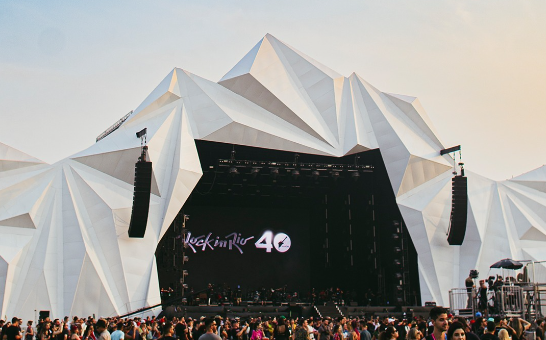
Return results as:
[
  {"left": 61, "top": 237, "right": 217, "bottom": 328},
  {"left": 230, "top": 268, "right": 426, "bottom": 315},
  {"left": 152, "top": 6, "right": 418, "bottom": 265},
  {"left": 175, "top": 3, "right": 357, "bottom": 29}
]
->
[
  {"left": 318, "top": 325, "right": 331, "bottom": 340},
  {"left": 57, "top": 328, "right": 68, "bottom": 340},
  {"left": 175, "top": 324, "right": 186, "bottom": 339},
  {"left": 6, "top": 325, "right": 21, "bottom": 340},
  {"left": 481, "top": 333, "right": 500, "bottom": 340},
  {"left": 466, "top": 332, "right": 480, "bottom": 340}
]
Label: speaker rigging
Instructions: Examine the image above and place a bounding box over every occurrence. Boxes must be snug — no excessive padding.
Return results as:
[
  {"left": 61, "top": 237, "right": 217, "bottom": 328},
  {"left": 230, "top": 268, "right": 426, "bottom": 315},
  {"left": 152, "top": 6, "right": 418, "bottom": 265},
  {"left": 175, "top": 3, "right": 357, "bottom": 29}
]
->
[{"left": 128, "top": 128, "right": 153, "bottom": 238}]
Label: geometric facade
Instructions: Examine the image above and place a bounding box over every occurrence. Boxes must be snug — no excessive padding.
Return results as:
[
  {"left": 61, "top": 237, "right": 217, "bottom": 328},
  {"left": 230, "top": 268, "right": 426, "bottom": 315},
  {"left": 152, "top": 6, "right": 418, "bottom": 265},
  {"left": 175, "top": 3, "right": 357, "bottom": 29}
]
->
[{"left": 2, "top": 34, "right": 546, "bottom": 320}]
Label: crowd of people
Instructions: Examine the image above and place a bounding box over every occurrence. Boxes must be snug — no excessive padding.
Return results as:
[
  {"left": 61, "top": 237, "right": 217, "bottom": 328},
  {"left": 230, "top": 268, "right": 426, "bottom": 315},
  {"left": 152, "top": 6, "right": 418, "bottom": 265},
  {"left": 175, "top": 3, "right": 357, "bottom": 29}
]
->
[{"left": 0, "top": 307, "right": 544, "bottom": 340}]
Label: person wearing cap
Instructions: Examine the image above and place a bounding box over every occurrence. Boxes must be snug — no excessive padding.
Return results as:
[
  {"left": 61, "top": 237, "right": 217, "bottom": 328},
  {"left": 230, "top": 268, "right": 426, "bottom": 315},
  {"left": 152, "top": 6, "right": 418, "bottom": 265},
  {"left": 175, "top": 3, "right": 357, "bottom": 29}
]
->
[{"left": 424, "top": 308, "right": 448, "bottom": 340}]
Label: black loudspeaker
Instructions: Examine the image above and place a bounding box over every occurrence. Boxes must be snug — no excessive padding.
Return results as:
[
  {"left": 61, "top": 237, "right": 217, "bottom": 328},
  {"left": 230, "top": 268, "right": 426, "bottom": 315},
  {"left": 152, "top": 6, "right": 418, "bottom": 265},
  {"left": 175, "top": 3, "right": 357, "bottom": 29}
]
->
[
  {"left": 39, "top": 310, "right": 50, "bottom": 320},
  {"left": 447, "top": 176, "right": 468, "bottom": 245},
  {"left": 128, "top": 161, "right": 153, "bottom": 238}
]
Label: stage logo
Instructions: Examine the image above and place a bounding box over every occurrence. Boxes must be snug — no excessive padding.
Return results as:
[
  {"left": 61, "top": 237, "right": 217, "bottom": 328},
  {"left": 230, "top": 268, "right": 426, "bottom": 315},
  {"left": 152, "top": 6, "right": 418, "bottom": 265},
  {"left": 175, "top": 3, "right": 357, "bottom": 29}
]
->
[{"left": 183, "top": 230, "right": 291, "bottom": 254}]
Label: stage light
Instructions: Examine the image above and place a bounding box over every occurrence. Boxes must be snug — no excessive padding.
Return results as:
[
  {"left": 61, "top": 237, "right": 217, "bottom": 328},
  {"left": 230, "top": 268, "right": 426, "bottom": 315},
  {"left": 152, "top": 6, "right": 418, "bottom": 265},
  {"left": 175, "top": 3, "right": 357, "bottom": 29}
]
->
[
  {"left": 394, "top": 259, "right": 402, "bottom": 266},
  {"left": 229, "top": 167, "right": 238, "bottom": 175},
  {"left": 270, "top": 168, "right": 279, "bottom": 178},
  {"left": 291, "top": 169, "right": 300, "bottom": 179},
  {"left": 312, "top": 170, "right": 320, "bottom": 179},
  {"left": 351, "top": 171, "right": 360, "bottom": 181},
  {"left": 183, "top": 256, "right": 189, "bottom": 263},
  {"left": 182, "top": 270, "right": 188, "bottom": 276},
  {"left": 331, "top": 171, "right": 340, "bottom": 180},
  {"left": 395, "top": 273, "right": 403, "bottom": 279},
  {"left": 182, "top": 283, "right": 189, "bottom": 289},
  {"left": 251, "top": 167, "right": 260, "bottom": 177}
]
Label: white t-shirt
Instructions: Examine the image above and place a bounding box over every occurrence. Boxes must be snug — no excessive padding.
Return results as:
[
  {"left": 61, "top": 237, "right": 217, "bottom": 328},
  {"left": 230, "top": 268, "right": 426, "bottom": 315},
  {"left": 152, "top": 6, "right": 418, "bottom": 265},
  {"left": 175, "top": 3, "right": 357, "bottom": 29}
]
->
[
  {"left": 111, "top": 330, "right": 125, "bottom": 340},
  {"left": 98, "top": 330, "right": 111, "bottom": 340}
]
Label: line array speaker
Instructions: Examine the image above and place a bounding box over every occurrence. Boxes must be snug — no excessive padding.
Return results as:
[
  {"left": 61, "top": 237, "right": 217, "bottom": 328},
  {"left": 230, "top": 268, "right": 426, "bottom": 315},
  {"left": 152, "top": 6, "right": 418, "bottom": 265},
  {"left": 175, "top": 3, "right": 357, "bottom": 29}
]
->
[
  {"left": 128, "top": 161, "right": 153, "bottom": 238},
  {"left": 447, "top": 175, "right": 468, "bottom": 245}
]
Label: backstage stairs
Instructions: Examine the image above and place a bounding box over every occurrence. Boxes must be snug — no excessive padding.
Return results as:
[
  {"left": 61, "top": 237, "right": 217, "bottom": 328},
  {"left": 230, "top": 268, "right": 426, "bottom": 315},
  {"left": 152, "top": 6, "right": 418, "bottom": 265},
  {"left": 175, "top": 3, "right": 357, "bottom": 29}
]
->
[{"left": 315, "top": 302, "right": 344, "bottom": 318}]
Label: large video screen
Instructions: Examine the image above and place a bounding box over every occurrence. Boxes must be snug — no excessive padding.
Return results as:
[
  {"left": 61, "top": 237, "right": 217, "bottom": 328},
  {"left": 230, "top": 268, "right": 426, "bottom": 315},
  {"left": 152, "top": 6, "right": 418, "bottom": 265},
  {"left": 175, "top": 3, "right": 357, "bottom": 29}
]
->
[{"left": 182, "top": 205, "right": 310, "bottom": 297}]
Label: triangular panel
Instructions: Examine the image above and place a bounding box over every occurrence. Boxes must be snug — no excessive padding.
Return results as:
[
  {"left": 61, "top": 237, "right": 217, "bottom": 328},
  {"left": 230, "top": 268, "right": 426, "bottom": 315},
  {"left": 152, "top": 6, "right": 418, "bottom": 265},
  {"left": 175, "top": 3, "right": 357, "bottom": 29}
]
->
[
  {"left": 219, "top": 74, "right": 328, "bottom": 143},
  {"left": 397, "top": 155, "right": 452, "bottom": 197},
  {"left": 0, "top": 213, "right": 35, "bottom": 229},
  {"left": 72, "top": 148, "right": 160, "bottom": 196}
]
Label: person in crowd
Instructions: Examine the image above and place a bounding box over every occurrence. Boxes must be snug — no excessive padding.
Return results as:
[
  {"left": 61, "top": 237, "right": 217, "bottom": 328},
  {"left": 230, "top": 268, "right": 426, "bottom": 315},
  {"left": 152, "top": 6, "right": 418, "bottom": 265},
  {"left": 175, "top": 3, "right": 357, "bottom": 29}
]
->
[
  {"left": 82, "top": 324, "right": 96, "bottom": 340},
  {"left": 4, "top": 317, "right": 22, "bottom": 340},
  {"left": 250, "top": 322, "right": 264, "bottom": 340},
  {"left": 293, "top": 320, "right": 309, "bottom": 340},
  {"left": 38, "top": 322, "right": 52, "bottom": 340},
  {"left": 111, "top": 323, "right": 125, "bottom": 340},
  {"left": 274, "top": 317, "right": 290, "bottom": 340},
  {"left": 497, "top": 330, "right": 508, "bottom": 340},
  {"left": 510, "top": 318, "right": 530, "bottom": 340},
  {"left": 96, "top": 320, "right": 111, "bottom": 340},
  {"left": 318, "top": 319, "right": 331, "bottom": 340},
  {"left": 198, "top": 319, "right": 220, "bottom": 340},
  {"left": 71, "top": 325, "right": 81, "bottom": 340},
  {"left": 378, "top": 326, "right": 397, "bottom": 340},
  {"left": 481, "top": 322, "right": 499, "bottom": 340},
  {"left": 424, "top": 308, "right": 448, "bottom": 340},
  {"left": 220, "top": 322, "right": 230, "bottom": 340},
  {"left": 407, "top": 328, "right": 422, "bottom": 340},
  {"left": 160, "top": 323, "right": 176, "bottom": 340},
  {"left": 125, "top": 323, "right": 138, "bottom": 340},
  {"left": 447, "top": 322, "right": 465, "bottom": 340},
  {"left": 494, "top": 318, "right": 515, "bottom": 339},
  {"left": 24, "top": 321, "right": 34, "bottom": 340},
  {"left": 139, "top": 323, "right": 148, "bottom": 340},
  {"left": 333, "top": 326, "right": 342, "bottom": 340},
  {"left": 359, "top": 321, "right": 371, "bottom": 340}
]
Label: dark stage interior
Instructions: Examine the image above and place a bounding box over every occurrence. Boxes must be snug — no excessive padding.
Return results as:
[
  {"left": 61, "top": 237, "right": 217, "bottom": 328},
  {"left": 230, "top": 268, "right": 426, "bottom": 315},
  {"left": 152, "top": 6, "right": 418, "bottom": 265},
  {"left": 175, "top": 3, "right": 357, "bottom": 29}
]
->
[{"left": 156, "top": 140, "right": 421, "bottom": 306}]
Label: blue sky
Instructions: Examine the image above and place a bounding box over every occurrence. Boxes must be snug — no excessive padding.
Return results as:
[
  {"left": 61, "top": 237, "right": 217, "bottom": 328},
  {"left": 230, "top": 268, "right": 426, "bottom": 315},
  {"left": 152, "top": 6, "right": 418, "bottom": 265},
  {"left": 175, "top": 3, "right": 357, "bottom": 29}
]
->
[{"left": 1, "top": 0, "right": 545, "bottom": 180}]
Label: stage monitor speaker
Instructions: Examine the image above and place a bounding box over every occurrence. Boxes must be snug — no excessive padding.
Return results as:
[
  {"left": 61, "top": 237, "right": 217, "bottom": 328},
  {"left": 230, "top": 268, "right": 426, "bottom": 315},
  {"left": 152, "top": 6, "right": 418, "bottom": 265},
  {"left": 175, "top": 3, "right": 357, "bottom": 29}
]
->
[
  {"left": 447, "top": 176, "right": 468, "bottom": 245},
  {"left": 128, "top": 161, "right": 153, "bottom": 238},
  {"left": 39, "top": 310, "right": 50, "bottom": 320}
]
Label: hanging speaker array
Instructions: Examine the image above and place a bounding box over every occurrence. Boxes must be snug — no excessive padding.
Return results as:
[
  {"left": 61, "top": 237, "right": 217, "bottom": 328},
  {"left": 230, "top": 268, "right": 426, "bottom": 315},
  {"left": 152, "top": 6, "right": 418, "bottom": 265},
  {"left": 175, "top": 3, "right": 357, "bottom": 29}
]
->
[{"left": 447, "top": 175, "right": 468, "bottom": 245}]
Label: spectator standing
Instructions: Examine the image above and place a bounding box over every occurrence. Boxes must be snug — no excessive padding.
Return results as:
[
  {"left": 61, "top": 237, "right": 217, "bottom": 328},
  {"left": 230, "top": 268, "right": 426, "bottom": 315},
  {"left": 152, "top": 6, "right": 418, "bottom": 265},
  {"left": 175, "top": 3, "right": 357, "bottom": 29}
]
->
[
  {"left": 96, "top": 320, "right": 111, "bottom": 340},
  {"left": 160, "top": 323, "right": 176, "bottom": 340},
  {"left": 38, "top": 323, "right": 52, "bottom": 340},
  {"left": 198, "top": 319, "right": 221, "bottom": 340},
  {"left": 112, "top": 324, "right": 125, "bottom": 340},
  {"left": 24, "top": 322, "right": 34, "bottom": 340},
  {"left": 4, "top": 318, "right": 22, "bottom": 340}
]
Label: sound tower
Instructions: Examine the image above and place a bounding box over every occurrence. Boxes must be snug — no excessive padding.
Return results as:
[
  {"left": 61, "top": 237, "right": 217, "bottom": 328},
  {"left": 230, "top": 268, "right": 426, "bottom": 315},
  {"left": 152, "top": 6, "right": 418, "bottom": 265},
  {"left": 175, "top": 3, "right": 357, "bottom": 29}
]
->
[
  {"left": 447, "top": 175, "right": 468, "bottom": 245},
  {"left": 128, "top": 147, "right": 153, "bottom": 238}
]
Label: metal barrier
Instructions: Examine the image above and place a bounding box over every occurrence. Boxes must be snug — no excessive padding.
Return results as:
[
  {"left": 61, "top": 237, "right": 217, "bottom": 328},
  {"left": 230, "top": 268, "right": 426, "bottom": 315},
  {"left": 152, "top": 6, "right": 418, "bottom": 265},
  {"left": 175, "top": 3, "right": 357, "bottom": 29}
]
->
[
  {"left": 500, "top": 285, "right": 524, "bottom": 317},
  {"left": 449, "top": 288, "right": 476, "bottom": 316},
  {"left": 450, "top": 286, "right": 524, "bottom": 318}
]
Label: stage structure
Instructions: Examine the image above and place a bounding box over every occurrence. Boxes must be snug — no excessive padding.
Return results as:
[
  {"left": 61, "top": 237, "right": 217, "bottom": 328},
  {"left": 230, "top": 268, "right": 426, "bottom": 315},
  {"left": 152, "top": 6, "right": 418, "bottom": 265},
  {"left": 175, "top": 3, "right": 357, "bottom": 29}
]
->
[{"left": 1, "top": 34, "right": 546, "bottom": 320}]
